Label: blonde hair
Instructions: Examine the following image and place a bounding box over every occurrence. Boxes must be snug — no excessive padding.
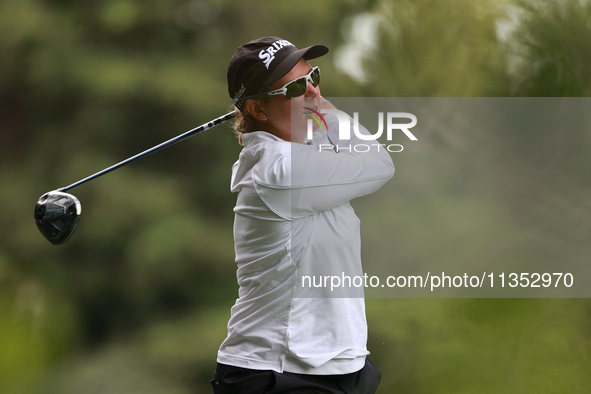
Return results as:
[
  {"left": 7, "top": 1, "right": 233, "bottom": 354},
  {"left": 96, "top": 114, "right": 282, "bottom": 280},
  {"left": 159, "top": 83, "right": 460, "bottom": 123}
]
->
[{"left": 231, "top": 97, "right": 268, "bottom": 145}]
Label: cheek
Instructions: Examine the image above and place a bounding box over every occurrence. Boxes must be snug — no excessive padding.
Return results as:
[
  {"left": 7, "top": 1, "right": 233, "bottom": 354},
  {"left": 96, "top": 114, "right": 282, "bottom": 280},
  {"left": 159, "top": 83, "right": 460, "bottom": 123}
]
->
[{"left": 268, "top": 99, "right": 292, "bottom": 121}]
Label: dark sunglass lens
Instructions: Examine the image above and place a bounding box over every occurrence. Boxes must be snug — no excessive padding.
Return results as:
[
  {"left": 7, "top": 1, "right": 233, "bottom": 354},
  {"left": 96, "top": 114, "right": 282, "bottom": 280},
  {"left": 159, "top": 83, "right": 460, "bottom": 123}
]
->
[
  {"left": 311, "top": 68, "right": 320, "bottom": 87},
  {"left": 285, "top": 78, "right": 308, "bottom": 98}
]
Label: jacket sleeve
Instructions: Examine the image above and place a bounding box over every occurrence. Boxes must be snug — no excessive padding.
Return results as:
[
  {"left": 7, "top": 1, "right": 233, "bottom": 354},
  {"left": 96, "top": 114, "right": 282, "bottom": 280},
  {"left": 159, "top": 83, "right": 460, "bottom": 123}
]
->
[{"left": 252, "top": 111, "right": 395, "bottom": 220}]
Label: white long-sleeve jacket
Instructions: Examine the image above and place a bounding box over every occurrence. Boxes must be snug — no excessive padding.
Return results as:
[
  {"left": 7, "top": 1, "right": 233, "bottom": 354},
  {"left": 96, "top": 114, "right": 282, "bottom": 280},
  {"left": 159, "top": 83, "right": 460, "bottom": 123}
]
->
[{"left": 217, "top": 112, "right": 394, "bottom": 375}]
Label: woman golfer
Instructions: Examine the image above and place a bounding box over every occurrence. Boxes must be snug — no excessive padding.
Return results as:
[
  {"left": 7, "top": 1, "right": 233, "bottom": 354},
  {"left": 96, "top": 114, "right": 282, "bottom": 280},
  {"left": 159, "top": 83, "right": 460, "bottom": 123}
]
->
[{"left": 211, "top": 36, "right": 394, "bottom": 394}]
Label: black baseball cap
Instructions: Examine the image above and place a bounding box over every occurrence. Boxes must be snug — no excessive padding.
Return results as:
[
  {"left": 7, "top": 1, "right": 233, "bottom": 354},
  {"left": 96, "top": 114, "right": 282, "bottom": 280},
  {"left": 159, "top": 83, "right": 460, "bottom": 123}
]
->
[{"left": 227, "top": 36, "right": 328, "bottom": 111}]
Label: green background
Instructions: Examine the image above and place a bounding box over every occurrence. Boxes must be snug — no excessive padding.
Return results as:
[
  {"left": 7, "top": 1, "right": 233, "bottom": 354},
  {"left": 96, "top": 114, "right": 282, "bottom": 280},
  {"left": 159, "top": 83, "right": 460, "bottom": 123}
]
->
[{"left": 1, "top": 0, "right": 590, "bottom": 392}]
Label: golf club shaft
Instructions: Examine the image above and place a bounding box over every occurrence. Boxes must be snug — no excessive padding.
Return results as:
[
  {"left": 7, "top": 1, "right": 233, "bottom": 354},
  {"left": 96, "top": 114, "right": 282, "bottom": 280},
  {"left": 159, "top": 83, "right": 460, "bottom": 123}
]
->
[{"left": 57, "top": 111, "right": 237, "bottom": 192}]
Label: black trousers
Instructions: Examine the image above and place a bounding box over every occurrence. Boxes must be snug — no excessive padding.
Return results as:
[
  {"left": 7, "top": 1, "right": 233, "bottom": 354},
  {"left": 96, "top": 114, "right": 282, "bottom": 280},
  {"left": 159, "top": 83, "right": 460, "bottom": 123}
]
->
[{"left": 210, "top": 358, "right": 381, "bottom": 394}]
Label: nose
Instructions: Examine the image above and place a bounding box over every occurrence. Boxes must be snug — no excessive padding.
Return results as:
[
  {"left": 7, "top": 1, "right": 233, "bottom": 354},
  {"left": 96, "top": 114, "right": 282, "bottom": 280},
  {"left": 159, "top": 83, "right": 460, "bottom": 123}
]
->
[{"left": 304, "top": 80, "right": 321, "bottom": 97}]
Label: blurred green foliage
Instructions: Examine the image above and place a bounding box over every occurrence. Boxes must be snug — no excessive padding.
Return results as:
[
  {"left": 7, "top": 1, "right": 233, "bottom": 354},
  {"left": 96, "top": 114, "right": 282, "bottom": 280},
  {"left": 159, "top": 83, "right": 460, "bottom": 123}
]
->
[{"left": 1, "top": 0, "right": 590, "bottom": 392}]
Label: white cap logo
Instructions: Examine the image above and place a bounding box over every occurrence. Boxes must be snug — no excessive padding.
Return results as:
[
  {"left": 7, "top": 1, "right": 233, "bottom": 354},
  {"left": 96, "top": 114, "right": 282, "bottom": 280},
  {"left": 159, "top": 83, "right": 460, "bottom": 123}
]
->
[{"left": 258, "top": 39, "right": 294, "bottom": 69}]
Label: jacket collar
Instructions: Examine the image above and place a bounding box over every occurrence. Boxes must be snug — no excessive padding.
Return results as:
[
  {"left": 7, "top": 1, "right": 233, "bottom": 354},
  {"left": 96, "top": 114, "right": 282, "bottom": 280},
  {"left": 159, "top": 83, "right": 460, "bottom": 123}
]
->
[{"left": 241, "top": 131, "right": 285, "bottom": 148}]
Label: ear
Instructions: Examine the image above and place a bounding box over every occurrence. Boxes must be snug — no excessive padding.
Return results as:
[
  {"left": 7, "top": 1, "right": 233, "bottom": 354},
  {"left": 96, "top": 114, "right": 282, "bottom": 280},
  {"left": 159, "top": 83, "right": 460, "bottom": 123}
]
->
[{"left": 244, "top": 99, "right": 267, "bottom": 122}]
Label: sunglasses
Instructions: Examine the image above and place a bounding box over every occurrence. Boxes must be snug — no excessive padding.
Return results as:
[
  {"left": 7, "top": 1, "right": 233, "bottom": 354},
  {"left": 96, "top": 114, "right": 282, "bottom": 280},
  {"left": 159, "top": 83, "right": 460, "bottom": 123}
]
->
[{"left": 248, "top": 66, "right": 320, "bottom": 100}]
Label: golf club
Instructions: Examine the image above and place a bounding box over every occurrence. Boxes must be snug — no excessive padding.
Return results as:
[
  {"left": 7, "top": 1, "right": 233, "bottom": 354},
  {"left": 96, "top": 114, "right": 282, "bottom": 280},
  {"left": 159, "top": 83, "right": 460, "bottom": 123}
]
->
[{"left": 34, "top": 110, "right": 237, "bottom": 245}]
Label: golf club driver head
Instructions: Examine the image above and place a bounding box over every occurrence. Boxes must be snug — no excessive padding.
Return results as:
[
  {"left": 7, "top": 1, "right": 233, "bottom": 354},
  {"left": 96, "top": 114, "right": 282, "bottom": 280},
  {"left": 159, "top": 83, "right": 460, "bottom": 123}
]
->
[{"left": 34, "top": 191, "right": 82, "bottom": 245}]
